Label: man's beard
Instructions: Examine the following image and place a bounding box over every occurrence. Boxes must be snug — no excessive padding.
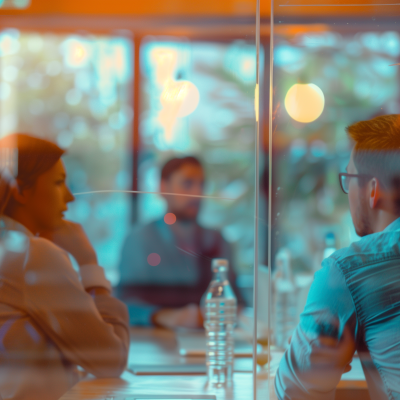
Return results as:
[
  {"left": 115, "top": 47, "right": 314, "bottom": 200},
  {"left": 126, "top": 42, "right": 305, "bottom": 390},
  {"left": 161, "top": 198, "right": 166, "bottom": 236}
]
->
[
  {"left": 355, "top": 195, "right": 373, "bottom": 237},
  {"left": 172, "top": 200, "right": 201, "bottom": 221},
  {"left": 173, "top": 208, "right": 199, "bottom": 221}
]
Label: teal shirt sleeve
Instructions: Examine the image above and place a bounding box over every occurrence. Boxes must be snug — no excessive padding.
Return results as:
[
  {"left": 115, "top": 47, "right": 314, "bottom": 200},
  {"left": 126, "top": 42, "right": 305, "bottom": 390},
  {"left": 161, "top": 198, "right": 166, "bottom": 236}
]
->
[{"left": 274, "top": 256, "right": 357, "bottom": 400}]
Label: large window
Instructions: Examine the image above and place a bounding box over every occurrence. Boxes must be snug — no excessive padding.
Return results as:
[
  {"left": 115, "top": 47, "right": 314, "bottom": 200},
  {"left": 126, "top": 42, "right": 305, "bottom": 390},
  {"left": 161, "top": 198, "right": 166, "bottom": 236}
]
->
[
  {"left": 0, "top": 29, "right": 133, "bottom": 285},
  {"left": 0, "top": 29, "right": 263, "bottom": 290},
  {"left": 139, "top": 38, "right": 259, "bottom": 281}
]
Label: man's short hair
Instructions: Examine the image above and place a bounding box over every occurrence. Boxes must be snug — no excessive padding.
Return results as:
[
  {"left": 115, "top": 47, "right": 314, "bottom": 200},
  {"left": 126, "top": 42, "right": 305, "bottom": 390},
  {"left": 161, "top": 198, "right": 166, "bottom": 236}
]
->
[
  {"left": 347, "top": 114, "right": 400, "bottom": 190},
  {"left": 161, "top": 156, "right": 203, "bottom": 181}
]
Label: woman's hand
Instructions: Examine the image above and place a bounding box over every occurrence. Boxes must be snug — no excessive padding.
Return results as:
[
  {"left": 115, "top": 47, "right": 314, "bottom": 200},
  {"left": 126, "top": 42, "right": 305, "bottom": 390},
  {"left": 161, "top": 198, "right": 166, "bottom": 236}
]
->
[{"left": 40, "top": 220, "right": 98, "bottom": 267}]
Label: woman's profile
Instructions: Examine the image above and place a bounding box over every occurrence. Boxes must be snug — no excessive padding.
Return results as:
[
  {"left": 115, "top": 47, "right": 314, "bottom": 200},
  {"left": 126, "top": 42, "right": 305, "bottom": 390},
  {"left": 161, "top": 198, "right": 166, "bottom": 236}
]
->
[{"left": 0, "top": 133, "right": 129, "bottom": 400}]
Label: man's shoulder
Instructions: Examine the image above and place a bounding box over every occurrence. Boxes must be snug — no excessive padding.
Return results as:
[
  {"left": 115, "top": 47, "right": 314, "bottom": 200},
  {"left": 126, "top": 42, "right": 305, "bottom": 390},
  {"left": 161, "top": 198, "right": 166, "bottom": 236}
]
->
[{"left": 325, "top": 229, "right": 400, "bottom": 274}]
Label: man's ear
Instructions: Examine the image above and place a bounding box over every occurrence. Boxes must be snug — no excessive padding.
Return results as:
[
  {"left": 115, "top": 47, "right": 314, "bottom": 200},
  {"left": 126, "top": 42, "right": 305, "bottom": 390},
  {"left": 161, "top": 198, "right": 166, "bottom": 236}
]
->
[{"left": 369, "top": 178, "right": 381, "bottom": 209}]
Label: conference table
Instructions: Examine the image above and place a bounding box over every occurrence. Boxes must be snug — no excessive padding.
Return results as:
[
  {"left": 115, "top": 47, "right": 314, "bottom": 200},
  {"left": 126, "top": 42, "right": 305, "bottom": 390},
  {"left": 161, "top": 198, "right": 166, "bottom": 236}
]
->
[{"left": 60, "top": 328, "right": 369, "bottom": 400}]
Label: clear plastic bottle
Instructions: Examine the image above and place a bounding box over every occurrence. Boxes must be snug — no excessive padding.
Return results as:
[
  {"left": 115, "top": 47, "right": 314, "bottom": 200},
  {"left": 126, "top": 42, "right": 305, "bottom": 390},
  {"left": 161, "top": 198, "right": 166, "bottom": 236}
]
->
[
  {"left": 202, "top": 258, "right": 237, "bottom": 387},
  {"left": 273, "top": 248, "right": 296, "bottom": 349},
  {"left": 323, "top": 232, "right": 337, "bottom": 260}
]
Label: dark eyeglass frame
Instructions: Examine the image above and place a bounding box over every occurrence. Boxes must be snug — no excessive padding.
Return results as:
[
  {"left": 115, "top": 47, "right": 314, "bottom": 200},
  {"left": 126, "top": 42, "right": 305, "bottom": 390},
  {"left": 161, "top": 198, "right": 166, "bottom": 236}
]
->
[{"left": 338, "top": 172, "right": 372, "bottom": 194}]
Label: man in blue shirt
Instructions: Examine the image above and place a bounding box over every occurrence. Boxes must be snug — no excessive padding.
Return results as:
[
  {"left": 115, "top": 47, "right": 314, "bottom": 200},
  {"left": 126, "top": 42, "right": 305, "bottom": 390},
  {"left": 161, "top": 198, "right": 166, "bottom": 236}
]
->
[
  {"left": 275, "top": 114, "right": 400, "bottom": 399},
  {"left": 118, "top": 156, "right": 242, "bottom": 328}
]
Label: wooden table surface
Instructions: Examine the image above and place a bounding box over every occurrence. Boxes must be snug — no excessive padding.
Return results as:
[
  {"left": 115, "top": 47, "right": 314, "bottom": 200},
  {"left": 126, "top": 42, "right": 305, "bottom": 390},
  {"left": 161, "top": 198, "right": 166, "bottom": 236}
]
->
[{"left": 60, "top": 328, "right": 368, "bottom": 400}]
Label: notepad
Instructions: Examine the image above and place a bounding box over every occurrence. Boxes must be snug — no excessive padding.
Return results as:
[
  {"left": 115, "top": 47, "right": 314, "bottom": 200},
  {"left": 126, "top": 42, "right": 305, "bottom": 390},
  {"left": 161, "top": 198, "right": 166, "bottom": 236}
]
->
[{"left": 129, "top": 364, "right": 207, "bottom": 375}]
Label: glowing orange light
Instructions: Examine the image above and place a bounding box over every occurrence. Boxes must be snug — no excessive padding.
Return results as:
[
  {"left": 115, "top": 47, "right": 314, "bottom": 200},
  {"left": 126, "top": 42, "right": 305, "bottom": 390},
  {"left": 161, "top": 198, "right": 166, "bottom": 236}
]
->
[
  {"left": 1, "top": 37, "right": 13, "bottom": 54},
  {"left": 158, "top": 80, "right": 200, "bottom": 141},
  {"left": 151, "top": 48, "right": 178, "bottom": 86},
  {"left": 284, "top": 83, "right": 325, "bottom": 123},
  {"left": 67, "top": 41, "right": 89, "bottom": 67},
  {"left": 161, "top": 80, "right": 200, "bottom": 118},
  {"left": 147, "top": 253, "right": 161, "bottom": 266},
  {"left": 242, "top": 59, "right": 253, "bottom": 72},
  {"left": 114, "top": 47, "right": 125, "bottom": 76},
  {"left": 164, "top": 213, "right": 177, "bottom": 225},
  {"left": 150, "top": 47, "right": 200, "bottom": 142},
  {"left": 74, "top": 47, "right": 84, "bottom": 60}
]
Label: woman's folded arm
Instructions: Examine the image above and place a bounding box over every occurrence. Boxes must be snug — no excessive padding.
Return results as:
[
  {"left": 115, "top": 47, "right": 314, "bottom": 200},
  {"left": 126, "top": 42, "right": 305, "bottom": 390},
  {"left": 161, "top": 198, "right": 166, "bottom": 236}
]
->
[{"left": 23, "top": 237, "right": 130, "bottom": 378}]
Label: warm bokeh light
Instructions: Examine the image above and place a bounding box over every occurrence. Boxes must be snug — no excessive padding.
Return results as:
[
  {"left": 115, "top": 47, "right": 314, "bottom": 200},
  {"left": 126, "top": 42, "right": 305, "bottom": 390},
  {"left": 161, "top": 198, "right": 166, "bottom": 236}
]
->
[
  {"left": 160, "top": 80, "right": 200, "bottom": 118},
  {"left": 151, "top": 48, "right": 178, "bottom": 86},
  {"left": 150, "top": 46, "right": 200, "bottom": 142},
  {"left": 64, "top": 38, "right": 89, "bottom": 68},
  {"left": 164, "top": 212, "right": 177, "bottom": 225},
  {"left": 284, "top": 83, "right": 325, "bottom": 123},
  {"left": 242, "top": 59, "right": 253, "bottom": 72},
  {"left": 73, "top": 45, "right": 86, "bottom": 63},
  {"left": 147, "top": 253, "right": 161, "bottom": 266},
  {"left": 158, "top": 79, "right": 200, "bottom": 141}
]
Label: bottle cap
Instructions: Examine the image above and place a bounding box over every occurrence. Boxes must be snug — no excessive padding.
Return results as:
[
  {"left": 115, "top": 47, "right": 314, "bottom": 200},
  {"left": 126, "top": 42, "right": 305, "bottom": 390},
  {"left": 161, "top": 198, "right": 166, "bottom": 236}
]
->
[
  {"left": 325, "top": 232, "right": 335, "bottom": 247},
  {"left": 212, "top": 258, "right": 229, "bottom": 272}
]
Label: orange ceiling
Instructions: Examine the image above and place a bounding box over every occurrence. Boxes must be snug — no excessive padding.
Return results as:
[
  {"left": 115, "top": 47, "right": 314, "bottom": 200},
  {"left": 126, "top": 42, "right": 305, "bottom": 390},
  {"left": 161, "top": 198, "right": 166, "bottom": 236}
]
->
[{"left": 0, "top": 0, "right": 398, "bottom": 17}]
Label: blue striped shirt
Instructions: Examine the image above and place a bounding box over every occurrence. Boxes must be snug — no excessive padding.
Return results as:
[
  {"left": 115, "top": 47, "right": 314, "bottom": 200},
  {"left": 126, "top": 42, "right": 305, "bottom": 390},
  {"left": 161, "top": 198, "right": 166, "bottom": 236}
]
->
[{"left": 276, "top": 217, "right": 400, "bottom": 400}]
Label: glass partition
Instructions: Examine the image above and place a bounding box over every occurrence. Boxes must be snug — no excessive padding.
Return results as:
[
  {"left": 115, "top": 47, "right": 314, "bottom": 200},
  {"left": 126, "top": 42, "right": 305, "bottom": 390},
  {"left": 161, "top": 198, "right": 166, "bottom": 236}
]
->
[
  {"left": 268, "top": 1, "right": 399, "bottom": 399},
  {"left": 0, "top": 4, "right": 260, "bottom": 400}
]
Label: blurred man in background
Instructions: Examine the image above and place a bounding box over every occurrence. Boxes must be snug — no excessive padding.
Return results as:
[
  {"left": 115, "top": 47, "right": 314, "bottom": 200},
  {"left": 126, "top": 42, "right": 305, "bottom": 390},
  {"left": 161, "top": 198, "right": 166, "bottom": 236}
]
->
[
  {"left": 118, "top": 156, "right": 243, "bottom": 328},
  {"left": 275, "top": 114, "right": 400, "bottom": 399}
]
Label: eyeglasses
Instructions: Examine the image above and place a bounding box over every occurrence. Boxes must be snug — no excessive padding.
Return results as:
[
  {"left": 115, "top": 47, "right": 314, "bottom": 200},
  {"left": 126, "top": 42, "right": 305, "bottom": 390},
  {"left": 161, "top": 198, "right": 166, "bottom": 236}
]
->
[{"left": 338, "top": 173, "right": 371, "bottom": 194}]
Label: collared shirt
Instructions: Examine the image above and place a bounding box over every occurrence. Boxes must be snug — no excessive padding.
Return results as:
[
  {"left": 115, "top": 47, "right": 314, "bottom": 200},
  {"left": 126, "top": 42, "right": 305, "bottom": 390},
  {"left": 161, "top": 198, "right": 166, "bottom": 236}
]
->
[
  {"left": 0, "top": 216, "right": 129, "bottom": 400},
  {"left": 275, "top": 217, "right": 400, "bottom": 400}
]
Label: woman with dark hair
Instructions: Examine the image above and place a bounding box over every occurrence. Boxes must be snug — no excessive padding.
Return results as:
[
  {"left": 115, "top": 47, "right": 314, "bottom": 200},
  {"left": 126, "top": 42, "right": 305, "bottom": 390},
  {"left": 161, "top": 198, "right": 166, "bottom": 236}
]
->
[{"left": 0, "top": 134, "right": 129, "bottom": 400}]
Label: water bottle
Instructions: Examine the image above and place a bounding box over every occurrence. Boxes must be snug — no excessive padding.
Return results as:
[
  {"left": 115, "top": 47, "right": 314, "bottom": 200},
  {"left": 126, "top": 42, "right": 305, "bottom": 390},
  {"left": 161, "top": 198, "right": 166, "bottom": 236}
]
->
[
  {"left": 323, "top": 232, "right": 337, "bottom": 260},
  {"left": 273, "top": 248, "right": 297, "bottom": 349},
  {"left": 202, "top": 258, "right": 237, "bottom": 387}
]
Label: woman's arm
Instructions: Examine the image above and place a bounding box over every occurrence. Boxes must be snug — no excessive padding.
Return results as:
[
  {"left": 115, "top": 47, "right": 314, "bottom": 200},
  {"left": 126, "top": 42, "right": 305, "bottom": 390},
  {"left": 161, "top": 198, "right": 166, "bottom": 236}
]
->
[{"left": 23, "top": 237, "right": 130, "bottom": 378}]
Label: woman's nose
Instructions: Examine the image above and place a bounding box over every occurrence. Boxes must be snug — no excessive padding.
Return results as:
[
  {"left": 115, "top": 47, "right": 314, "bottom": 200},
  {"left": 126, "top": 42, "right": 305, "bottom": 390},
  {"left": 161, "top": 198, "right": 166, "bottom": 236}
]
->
[{"left": 66, "top": 187, "right": 75, "bottom": 203}]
